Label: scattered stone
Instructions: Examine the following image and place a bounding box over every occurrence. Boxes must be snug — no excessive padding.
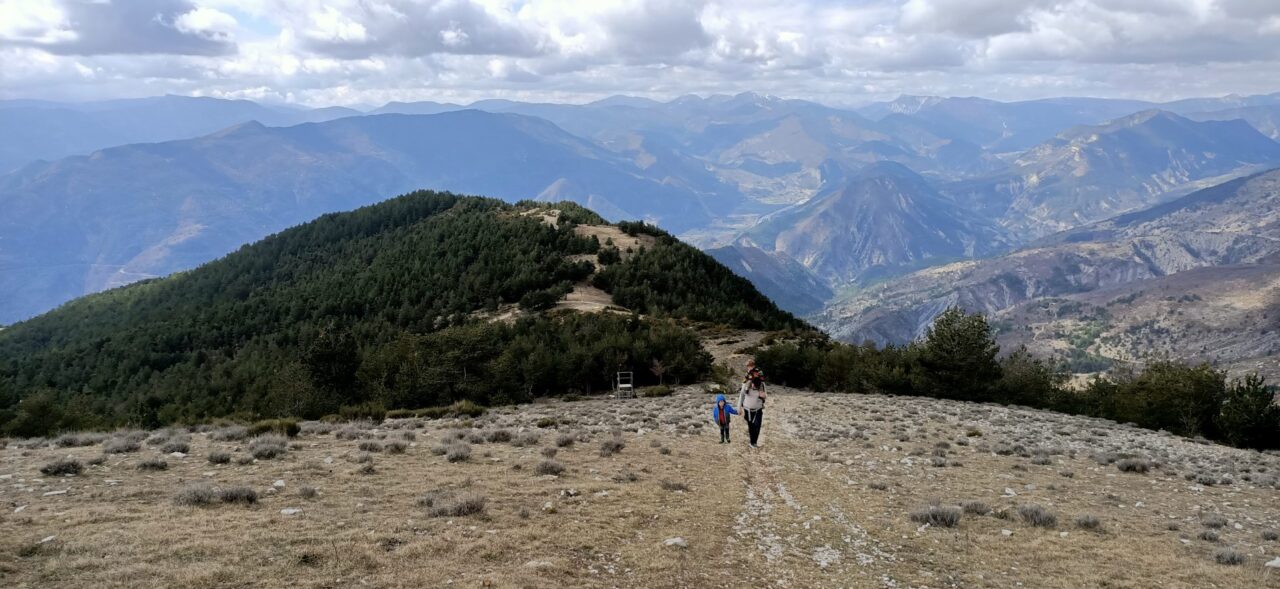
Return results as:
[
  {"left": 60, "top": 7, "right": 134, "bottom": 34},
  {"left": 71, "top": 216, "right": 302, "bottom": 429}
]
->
[
  {"left": 280, "top": 508, "right": 302, "bottom": 516},
  {"left": 663, "top": 537, "right": 687, "bottom": 548}
]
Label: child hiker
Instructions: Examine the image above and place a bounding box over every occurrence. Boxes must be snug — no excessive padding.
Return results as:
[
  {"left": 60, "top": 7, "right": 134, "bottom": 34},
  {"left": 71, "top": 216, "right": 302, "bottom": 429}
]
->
[{"left": 711, "top": 392, "right": 738, "bottom": 444}]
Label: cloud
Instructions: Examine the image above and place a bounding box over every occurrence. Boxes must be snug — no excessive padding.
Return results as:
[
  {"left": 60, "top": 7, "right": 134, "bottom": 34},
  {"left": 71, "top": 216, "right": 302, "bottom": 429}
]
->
[
  {"left": 3, "top": 0, "right": 1280, "bottom": 106},
  {"left": 293, "top": 0, "right": 546, "bottom": 58},
  {"left": 2, "top": 0, "right": 237, "bottom": 56}
]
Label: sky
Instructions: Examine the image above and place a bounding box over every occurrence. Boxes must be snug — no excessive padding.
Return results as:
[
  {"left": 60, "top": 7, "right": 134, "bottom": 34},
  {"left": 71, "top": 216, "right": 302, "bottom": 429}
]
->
[{"left": 2, "top": 0, "right": 1280, "bottom": 108}]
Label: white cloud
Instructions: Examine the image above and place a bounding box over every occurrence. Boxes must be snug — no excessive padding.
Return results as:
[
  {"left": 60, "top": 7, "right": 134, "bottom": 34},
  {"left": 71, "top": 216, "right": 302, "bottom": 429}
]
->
[{"left": 1, "top": 0, "right": 1279, "bottom": 106}]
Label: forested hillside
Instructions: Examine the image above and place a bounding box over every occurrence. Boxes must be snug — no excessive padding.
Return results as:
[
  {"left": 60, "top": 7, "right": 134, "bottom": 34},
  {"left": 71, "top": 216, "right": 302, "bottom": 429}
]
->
[{"left": 0, "top": 193, "right": 800, "bottom": 435}]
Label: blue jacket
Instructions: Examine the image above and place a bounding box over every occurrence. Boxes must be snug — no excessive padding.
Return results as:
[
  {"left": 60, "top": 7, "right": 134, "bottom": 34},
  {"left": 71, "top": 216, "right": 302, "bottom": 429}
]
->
[{"left": 712, "top": 394, "right": 738, "bottom": 425}]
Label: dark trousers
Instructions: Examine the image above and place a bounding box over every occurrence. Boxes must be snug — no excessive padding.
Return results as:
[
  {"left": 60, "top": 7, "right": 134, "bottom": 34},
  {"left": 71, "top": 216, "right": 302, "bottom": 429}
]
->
[
  {"left": 719, "top": 424, "right": 730, "bottom": 442},
  {"left": 744, "top": 408, "right": 763, "bottom": 445}
]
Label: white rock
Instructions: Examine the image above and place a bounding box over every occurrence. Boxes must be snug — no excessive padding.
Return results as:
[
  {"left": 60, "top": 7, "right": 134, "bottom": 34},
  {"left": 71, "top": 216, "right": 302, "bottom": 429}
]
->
[
  {"left": 14, "top": 505, "right": 26, "bottom": 513},
  {"left": 663, "top": 537, "right": 687, "bottom": 548},
  {"left": 1001, "top": 529, "right": 1013, "bottom": 536},
  {"left": 1003, "top": 488, "right": 1017, "bottom": 496},
  {"left": 169, "top": 452, "right": 187, "bottom": 458},
  {"left": 324, "top": 456, "right": 334, "bottom": 465},
  {"left": 280, "top": 508, "right": 302, "bottom": 516},
  {"left": 43, "top": 490, "right": 67, "bottom": 496},
  {"left": 39, "top": 535, "right": 56, "bottom": 544},
  {"left": 524, "top": 560, "right": 554, "bottom": 569},
  {"left": 1266, "top": 557, "right": 1280, "bottom": 569},
  {"left": 273, "top": 480, "right": 286, "bottom": 488}
]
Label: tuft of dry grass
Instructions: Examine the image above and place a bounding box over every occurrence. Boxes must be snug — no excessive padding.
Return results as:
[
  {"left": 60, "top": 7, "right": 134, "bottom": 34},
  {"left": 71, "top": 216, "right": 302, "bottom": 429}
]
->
[
  {"left": 910, "top": 505, "right": 962, "bottom": 528},
  {"left": 248, "top": 435, "right": 288, "bottom": 460},
  {"left": 173, "top": 482, "right": 218, "bottom": 507},
  {"left": 40, "top": 458, "right": 84, "bottom": 476},
  {"left": 1018, "top": 504, "right": 1057, "bottom": 528},
  {"left": 533, "top": 460, "right": 565, "bottom": 476}
]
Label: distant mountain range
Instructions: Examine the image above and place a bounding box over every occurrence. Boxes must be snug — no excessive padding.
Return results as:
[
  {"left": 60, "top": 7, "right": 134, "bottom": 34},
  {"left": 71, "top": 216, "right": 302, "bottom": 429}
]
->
[
  {"left": 0, "top": 95, "right": 359, "bottom": 173},
  {"left": 815, "top": 169, "right": 1280, "bottom": 376},
  {"left": 4, "top": 89, "right": 1280, "bottom": 336},
  {"left": 945, "top": 110, "right": 1280, "bottom": 239}
]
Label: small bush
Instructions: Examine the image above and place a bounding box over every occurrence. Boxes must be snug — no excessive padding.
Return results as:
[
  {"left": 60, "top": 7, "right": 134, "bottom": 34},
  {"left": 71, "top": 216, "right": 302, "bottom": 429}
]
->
[
  {"left": 55, "top": 433, "right": 103, "bottom": 448},
  {"left": 1074, "top": 514, "right": 1102, "bottom": 531},
  {"left": 910, "top": 505, "right": 962, "bottom": 528},
  {"left": 536, "top": 417, "right": 558, "bottom": 428},
  {"left": 1262, "top": 530, "right": 1278, "bottom": 541},
  {"left": 86, "top": 455, "right": 106, "bottom": 466},
  {"left": 137, "top": 458, "right": 169, "bottom": 471},
  {"left": 541, "top": 447, "right": 558, "bottom": 458},
  {"left": 1201, "top": 514, "right": 1228, "bottom": 529},
  {"left": 40, "top": 458, "right": 84, "bottom": 476},
  {"left": 534, "top": 460, "right": 565, "bottom": 476},
  {"left": 1198, "top": 530, "right": 1220, "bottom": 542},
  {"left": 299, "top": 485, "right": 318, "bottom": 499},
  {"left": 248, "top": 435, "right": 288, "bottom": 460},
  {"left": 1213, "top": 548, "right": 1246, "bottom": 565},
  {"left": 161, "top": 440, "right": 190, "bottom": 454},
  {"left": 173, "top": 483, "right": 218, "bottom": 506},
  {"left": 419, "top": 490, "right": 486, "bottom": 517},
  {"left": 960, "top": 501, "right": 991, "bottom": 516},
  {"left": 210, "top": 425, "right": 249, "bottom": 441},
  {"left": 638, "top": 385, "right": 673, "bottom": 398},
  {"left": 511, "top": 432, "right": 540, "bottom": 447},
  {"left": 249, "top": 419, "right": 300, "bottom": 438},
  {"left": 868, "top": 481, "right": 889, "bottom": 491},
  {"left": 103, "top": 438, "right": 141, "bottom": 454},
  {"left": 1116, "top": 458, "right": 1152, "bottom": 474},
  {"left": 555, "top": 433, "right": 576, "bottom": 448},
  {"left": 1018, "top": 504, "right": 1057, "bottom": 528},
  {"left": 207, "top": 452, "right": 232, "bottom": 465},
  {"left": 430, "top": 445, "right": 449, "bottom": 456},
  {"left": 485, "top": 429, "right": 513, "bottom": 443},
  {"left": 659, "top": 480, "right": 689, "bottom": 492},
  {"left": 358, "top": 441, "right": 383, "bottom": 453},
  {"left": 219, "top": 486, "right": 258, "bottom": 505},
  {"left": 339, "top": 403, "right": 387, "bottom": 423},
  {"left": 384, "top": 440, "right": 408, "bottom": 454},
  {"left": 600, "top": 437, "right": 625, "bottom": 457},
  {"left": 446, "top": 443, "right": 472, "bottom": 463}
]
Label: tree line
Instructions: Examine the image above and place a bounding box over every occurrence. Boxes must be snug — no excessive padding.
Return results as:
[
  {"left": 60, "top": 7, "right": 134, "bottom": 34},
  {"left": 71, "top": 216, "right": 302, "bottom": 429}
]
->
[
  {"left": 0, "top": 192, "right": 796, "bottom": 436},
  {"left": 755, "top": 308, "right": 1279, "bottom": 451}
]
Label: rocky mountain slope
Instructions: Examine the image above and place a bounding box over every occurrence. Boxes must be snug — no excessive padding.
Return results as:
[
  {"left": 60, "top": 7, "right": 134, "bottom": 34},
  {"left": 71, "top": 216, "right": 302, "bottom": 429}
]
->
[
  {"left": 815, "top": 169, "right": 1280, "bottom": 365},
  {"left": 0, "top": 110, "right": 737, "bottom": 324},
  {"left": 741, "top": 162, "right": 1011, "bottom": 286},
  {"left": 946, "top": 110, "right": 1280, "bottom": 240}
]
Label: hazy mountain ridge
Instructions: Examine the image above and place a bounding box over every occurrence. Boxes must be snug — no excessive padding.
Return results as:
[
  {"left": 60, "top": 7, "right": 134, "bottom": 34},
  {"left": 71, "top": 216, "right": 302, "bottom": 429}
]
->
[
  {"left": 743, "top": 162, "right": 1011, "bottom": 284},
  {"left": 0, "top": 110, "right": 733, "bottom": 324},
  {"left": 944, "top": 110, "right": 1280, "bottom": 240},
  {"left": 815, "top": 169, "right": 1280, "bottom": 363},
  {"left": 0, "top": 95, "right": 360, "bottom": 174}
]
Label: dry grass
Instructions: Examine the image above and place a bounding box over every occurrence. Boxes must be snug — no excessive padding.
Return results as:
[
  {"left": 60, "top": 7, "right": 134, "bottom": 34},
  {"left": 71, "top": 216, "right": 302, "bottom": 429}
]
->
[{"left": 1, "top": 376, "right": 1278, "bottom": 588}]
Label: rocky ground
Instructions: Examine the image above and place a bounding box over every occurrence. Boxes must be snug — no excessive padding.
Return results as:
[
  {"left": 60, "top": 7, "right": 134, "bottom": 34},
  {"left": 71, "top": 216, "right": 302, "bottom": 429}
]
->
[{"left": 1, "top": 336, "right": 1279, "bottom": 588}]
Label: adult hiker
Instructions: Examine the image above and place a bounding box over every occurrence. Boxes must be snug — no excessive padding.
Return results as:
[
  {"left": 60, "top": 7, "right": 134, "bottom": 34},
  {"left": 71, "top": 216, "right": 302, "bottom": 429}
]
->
[{"left": 739, "top": 358, "right": 767, "bottom": 448}]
